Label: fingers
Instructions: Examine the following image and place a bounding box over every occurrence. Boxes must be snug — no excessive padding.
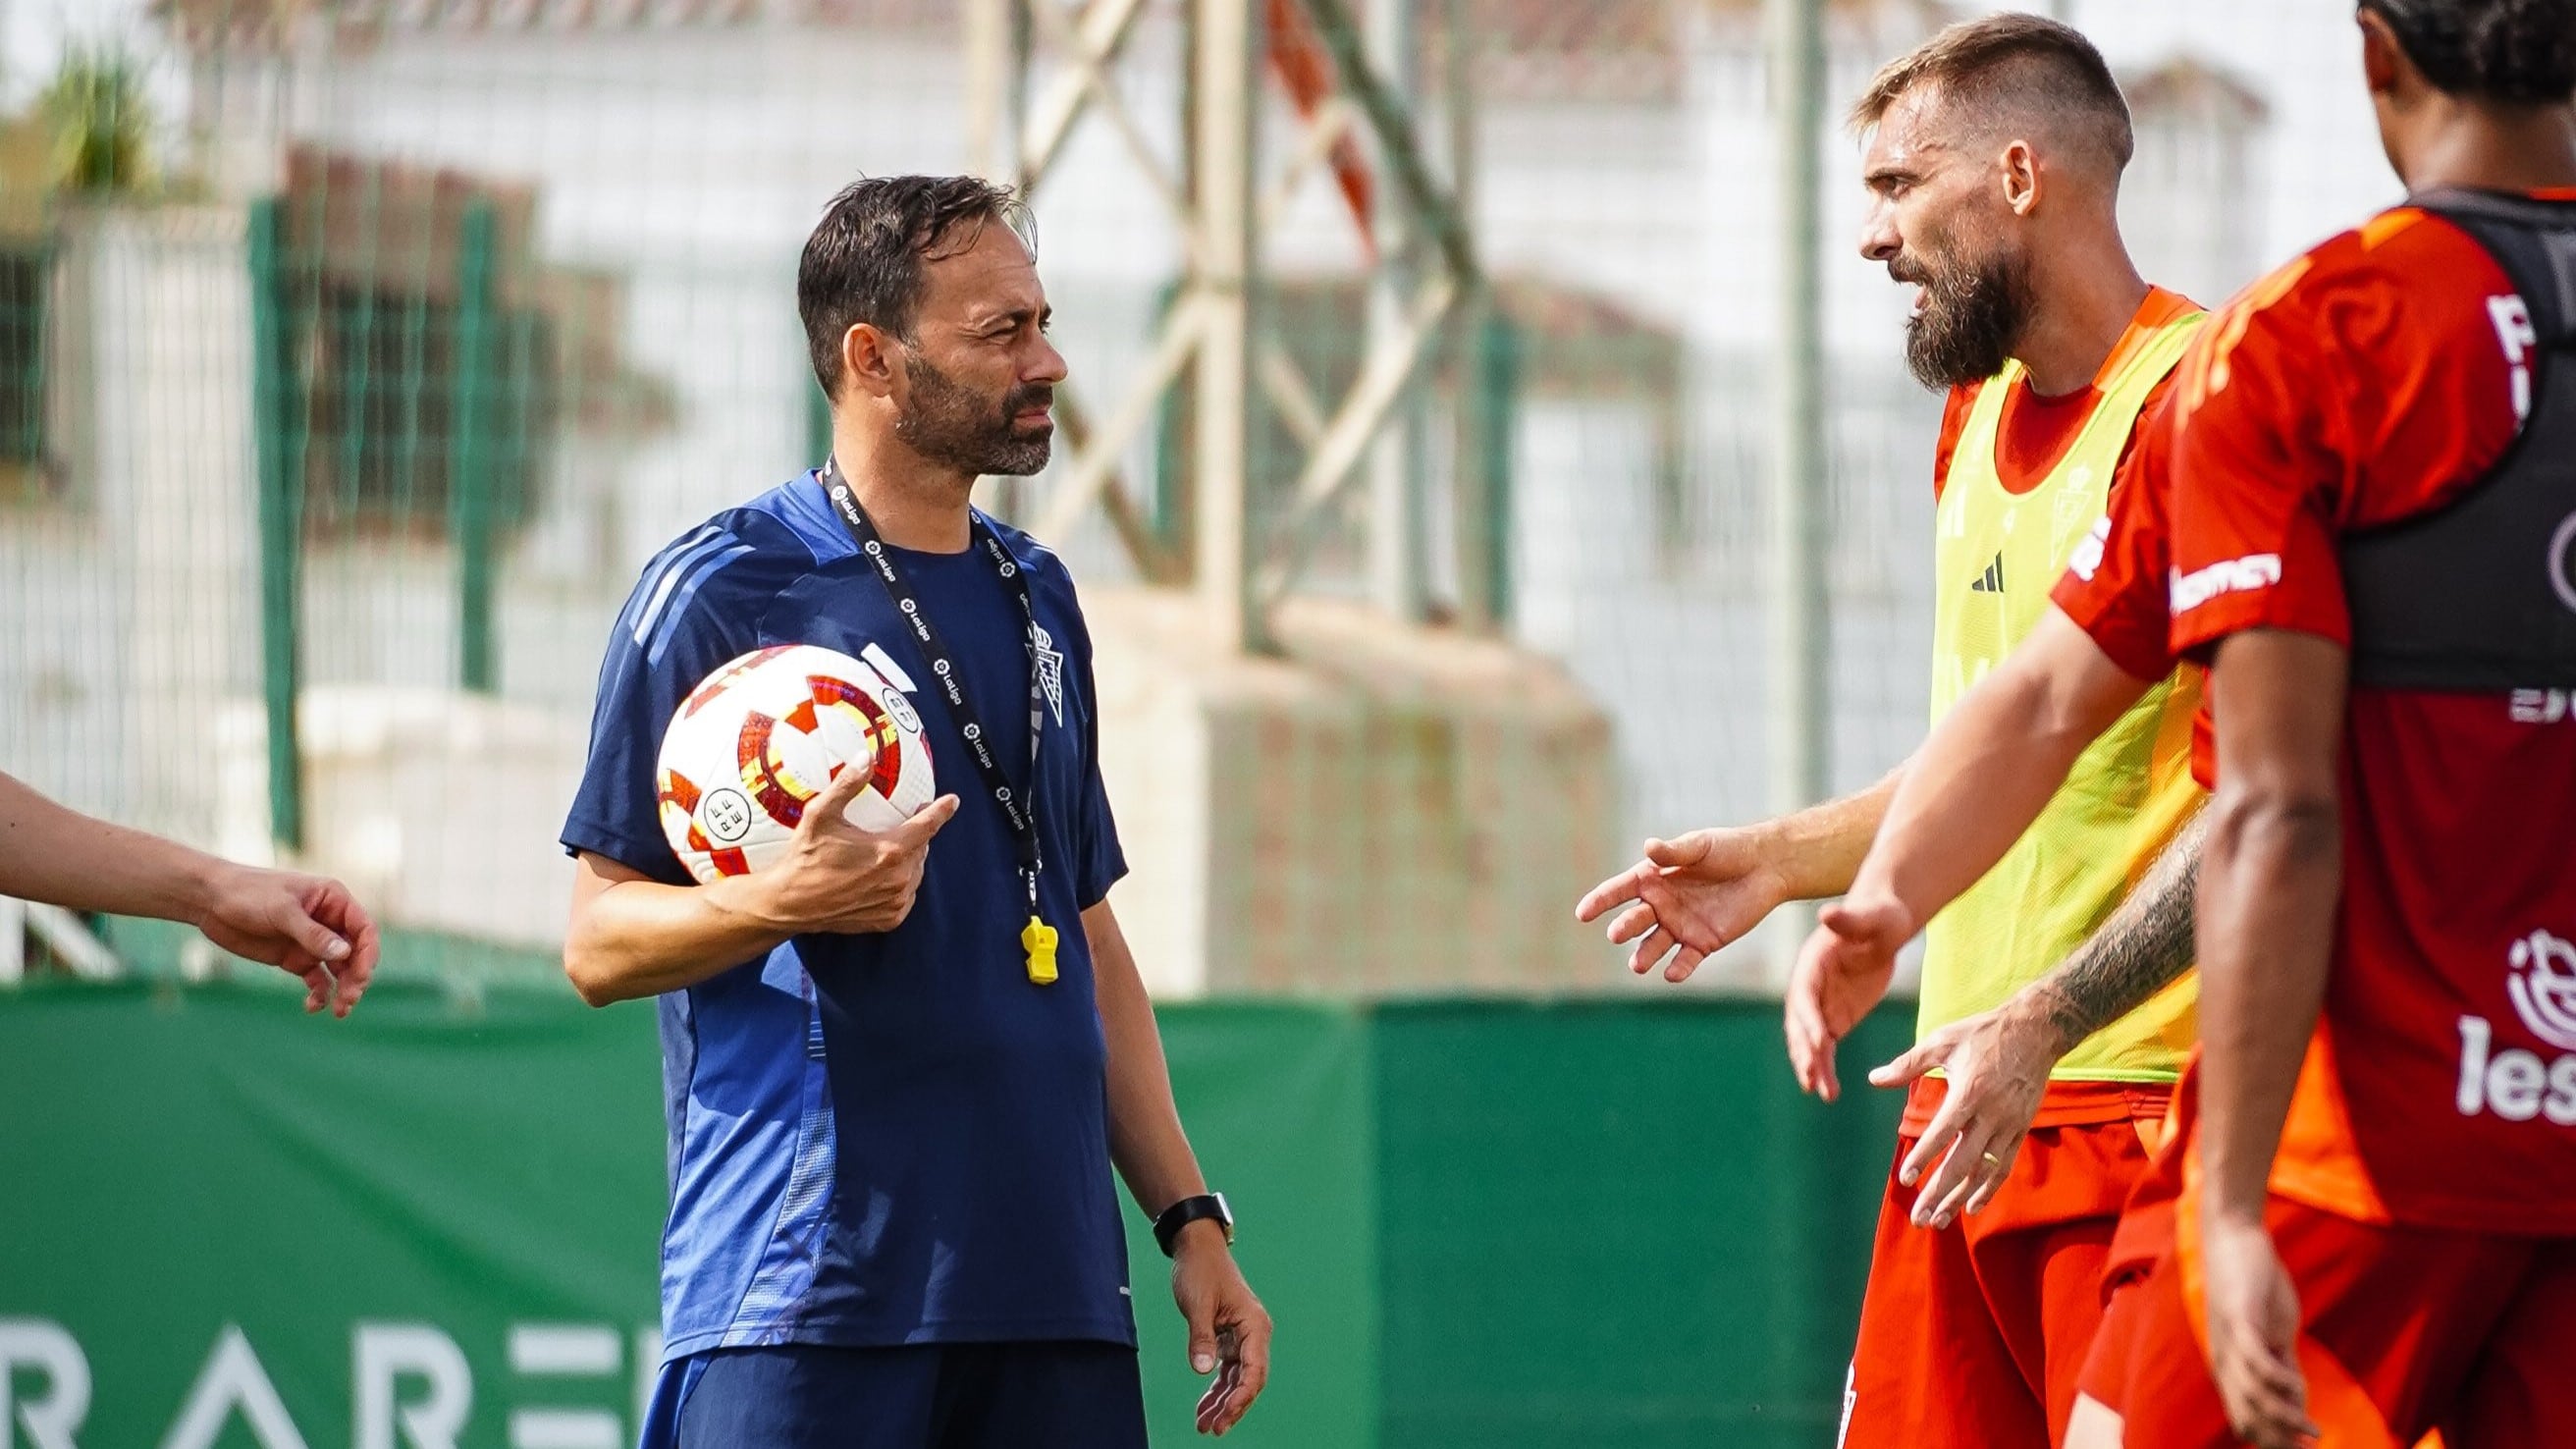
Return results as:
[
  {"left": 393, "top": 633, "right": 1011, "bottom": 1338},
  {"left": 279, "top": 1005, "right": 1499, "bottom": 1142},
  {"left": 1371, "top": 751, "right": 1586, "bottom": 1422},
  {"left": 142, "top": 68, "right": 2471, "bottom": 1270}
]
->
[
  {"left": 2223, "top": 1338, "right": 2316, "bottom": 1449},
  {"left": 255, "top": 882, "right": 354, "bottom": 1013},
  {"left": 1915, "top": 1125, "right": 2020, "bottom": 1228},
  {"left": 887, "top": 793, "right": 961, "bottom": 845},
  {"left": 1575, "top": 860, "right": 1651, "bottom": 923},
  {"left": 1926, "top": 1108, "right": 1999, "bottom": 1221},
  {"left": 1868, "top": 1034, "right": 1947, "bottom": 1092},
  {"left": 1208, "top": 1307, "right": 1271, "bottom": 1435},
  {"left": 295, "top": 878, "right": 380, "bottom": 1018},
  {"left": 1897, "top": 1088, "right": 1967, "bottom": 1190},
  {"left": 1604, "top": 902, "right": 1658, "bottom": 948},
  {"left": 1627, "top": 926, "right": 1679, "bottom": 977},
  {"left": 1640, "top": 832, "right": 1709, "bottom": 870},
  {"left": 1664, "top": 944, "right": 1707, "bottom": 984},
  {"left": 1177, "top": 1259, "right": 1268, "bottom": 1435},
  {"left": 1196, "top": 1354, "right": 1250, "bottom": 1436},
  {"left": 1181, "top": 1288, "right": 1220, "bottom": 1378},
  {"left": 1913, "top": 1128, "right": 1990, "bottom": 1229},
  {"left": 1784, "top": 931, "right": 1845, "bottom": 1100},
  {"left": 1964, "top": 1140, "right": 2019, "bottom": 1215},
  {"left": 798, "top": 753, "right": 878, "bottom": 832},
  {"left": 1195, "top": 1365, "right": 1236, "bottom": 1435},
  {"left": 1784, "top": 978, "right": 1823, "bottom": 1094},
  {"left": 2254, "top": 1308, "right": 2319, "bottom": 1449},
  {"left": 290, "top": 904, "right": 382, "bottom": 1018},
  {"left": 1785, "top": 994, "right": 1841, "bottom": 1101},
  {"left": 273, "top": 890, "right": 354, "bottom": 968},
  {"left": 333, "top": 911, "right": 381, "bottom": 1018},
  {"left": 2204, "top": 1230, "right": 2319, "bottom": 1449},
  {"left": 1811, "top": 1041, "right": 1842, "bottom": 1101},
  {"left": 1633, "top": 873, "right": 1742, "bottom": 953},
  {"left": 1914, "top": 1140, "right": 1969, "bottom": 1224}
]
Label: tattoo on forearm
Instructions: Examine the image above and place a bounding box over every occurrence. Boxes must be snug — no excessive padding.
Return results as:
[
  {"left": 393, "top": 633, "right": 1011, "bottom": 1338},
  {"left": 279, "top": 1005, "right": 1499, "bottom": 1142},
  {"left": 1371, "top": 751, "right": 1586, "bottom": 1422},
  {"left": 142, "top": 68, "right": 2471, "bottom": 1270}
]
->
[{"left": 2030, "top": 808, "right": 2210, "bottom": 1056}]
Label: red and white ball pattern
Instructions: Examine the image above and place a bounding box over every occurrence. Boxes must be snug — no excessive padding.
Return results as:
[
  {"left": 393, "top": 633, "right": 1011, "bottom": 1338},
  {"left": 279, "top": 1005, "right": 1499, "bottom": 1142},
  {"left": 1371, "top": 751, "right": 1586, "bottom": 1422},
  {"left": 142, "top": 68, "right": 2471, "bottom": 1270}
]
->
[{"left": 655, "top": 644, "right": 936, "bottom": 884}]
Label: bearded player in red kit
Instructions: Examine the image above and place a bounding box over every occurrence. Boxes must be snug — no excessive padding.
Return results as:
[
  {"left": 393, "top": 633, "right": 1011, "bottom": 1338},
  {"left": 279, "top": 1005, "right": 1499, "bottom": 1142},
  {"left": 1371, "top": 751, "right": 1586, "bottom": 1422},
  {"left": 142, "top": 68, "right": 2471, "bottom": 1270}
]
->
[{"left": 1800, "top": 2, "right": 2576, "bottom": 1444}]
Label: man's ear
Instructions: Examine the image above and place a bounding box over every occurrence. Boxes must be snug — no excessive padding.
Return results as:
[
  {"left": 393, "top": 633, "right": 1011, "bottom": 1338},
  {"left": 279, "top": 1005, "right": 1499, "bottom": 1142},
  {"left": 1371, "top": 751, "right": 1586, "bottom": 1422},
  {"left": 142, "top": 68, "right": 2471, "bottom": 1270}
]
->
[
  {"left": 2001, "top": 138, "right": 2041, "bottom": 217},
  {"left": 840, "top": 322, "right": 904, "bottom": 401},
  {"left": 2358, "top": 9, "right": 2405, "bottom": 101}
]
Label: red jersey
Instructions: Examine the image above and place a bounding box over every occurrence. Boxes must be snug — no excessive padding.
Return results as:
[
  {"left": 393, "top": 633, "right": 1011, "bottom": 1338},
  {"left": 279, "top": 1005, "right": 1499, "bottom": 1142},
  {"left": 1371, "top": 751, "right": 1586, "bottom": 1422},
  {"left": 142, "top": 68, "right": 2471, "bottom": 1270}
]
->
[
  {"left": 2051, "top": 390, "right": 2219, "bottom": 786},
  {"left": 2164, "top": 198, "right": 2576, "bottom": 1233}
]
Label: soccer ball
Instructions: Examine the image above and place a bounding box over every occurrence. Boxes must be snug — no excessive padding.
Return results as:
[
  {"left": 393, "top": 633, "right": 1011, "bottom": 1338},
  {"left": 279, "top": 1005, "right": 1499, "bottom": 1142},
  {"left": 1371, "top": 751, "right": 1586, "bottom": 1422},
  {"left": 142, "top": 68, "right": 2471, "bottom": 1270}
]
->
[{"left": 655, "top": 644, "right": 936, "bottom": 884}]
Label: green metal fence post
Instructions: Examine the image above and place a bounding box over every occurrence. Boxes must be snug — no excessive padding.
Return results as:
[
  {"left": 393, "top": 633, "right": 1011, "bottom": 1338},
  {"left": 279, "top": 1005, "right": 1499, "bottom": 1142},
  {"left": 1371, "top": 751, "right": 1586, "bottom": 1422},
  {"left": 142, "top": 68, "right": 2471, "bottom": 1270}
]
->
[
  {"left": 1148, "top": 278, "right": 1193, "bottom": 560},
  {"left": 1475, "top": 307, "right": 1520, "bottom": 627},
  {"left": 1766, "top": 0, "right": 1841, "bottom": 1418},
  {"left": 246, "top": 197, "right": 305, "bottom": 853},
  {"left": 452, "top": 200, "right": 499, "bottom": 693},
  {"left": 2, "top": 241, "right": 51, "bottom": 469}
]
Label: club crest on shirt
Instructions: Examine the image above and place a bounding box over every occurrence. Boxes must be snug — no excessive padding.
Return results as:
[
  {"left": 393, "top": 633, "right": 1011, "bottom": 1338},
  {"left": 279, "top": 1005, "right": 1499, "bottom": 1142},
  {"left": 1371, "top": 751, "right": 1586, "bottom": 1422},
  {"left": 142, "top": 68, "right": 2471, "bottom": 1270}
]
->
[
  {"left": 2509, "top": 929, "right": 2576, "bottom": 1053},
  {"left": 1033, "top": 623, "right": 1066, "bottom": 728}
]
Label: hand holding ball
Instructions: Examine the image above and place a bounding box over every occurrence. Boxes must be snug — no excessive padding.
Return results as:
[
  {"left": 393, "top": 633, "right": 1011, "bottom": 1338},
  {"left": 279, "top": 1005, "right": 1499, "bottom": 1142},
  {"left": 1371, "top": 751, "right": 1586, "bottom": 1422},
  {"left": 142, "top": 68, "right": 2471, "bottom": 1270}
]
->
[{"left": 656, "top": 645, "right": 938, "bottom": 885}]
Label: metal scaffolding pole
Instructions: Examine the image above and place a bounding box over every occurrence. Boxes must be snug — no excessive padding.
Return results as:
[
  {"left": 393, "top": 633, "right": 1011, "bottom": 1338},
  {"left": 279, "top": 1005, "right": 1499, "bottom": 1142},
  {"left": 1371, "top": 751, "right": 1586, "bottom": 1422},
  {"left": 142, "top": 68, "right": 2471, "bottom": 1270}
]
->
[
  {"left": 964, "top": 0, "right": 1014, "bottom": 182},
  {"left": 1766, "top": 0, "right": 1830, "bottom": 975},
  {"left": 1195, "top": 0, "right": 1263, "bottom": 653},
  {"left": 965, "top": 0, "right": 1032, "bottom": 521},
  {"left": 1444, "top": 0, "right": 1498, "bottom": 630},
  {"left": 1365, "top": 0, "right": 1429, "bottom": 622},
  {"left": 971, "top": 0, "right": 1469, "bottom": 650}
]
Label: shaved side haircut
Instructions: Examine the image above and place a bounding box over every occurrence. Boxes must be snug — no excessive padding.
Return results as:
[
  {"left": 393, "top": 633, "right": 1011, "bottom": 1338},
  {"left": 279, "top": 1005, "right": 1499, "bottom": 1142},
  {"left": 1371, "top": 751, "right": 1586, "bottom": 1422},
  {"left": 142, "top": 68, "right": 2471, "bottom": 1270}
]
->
[{"left": 1851, "top": 13, "right": 2135, "bottom": 178}]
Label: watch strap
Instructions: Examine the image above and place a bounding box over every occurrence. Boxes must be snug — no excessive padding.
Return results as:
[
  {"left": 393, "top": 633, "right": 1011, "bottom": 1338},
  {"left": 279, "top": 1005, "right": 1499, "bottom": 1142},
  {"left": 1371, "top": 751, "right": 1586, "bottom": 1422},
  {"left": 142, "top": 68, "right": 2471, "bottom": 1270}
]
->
[{"left": 1153, "top": 1192, "right": 1233, "bottom": 1258}]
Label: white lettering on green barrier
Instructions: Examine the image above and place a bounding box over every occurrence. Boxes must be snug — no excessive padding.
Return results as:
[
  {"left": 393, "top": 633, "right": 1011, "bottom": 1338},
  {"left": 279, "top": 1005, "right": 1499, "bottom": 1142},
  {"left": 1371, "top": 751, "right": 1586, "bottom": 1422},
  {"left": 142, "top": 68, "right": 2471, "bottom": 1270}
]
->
[{"left": 0, "top": 1320, "right": 657, "bottom": 1449}]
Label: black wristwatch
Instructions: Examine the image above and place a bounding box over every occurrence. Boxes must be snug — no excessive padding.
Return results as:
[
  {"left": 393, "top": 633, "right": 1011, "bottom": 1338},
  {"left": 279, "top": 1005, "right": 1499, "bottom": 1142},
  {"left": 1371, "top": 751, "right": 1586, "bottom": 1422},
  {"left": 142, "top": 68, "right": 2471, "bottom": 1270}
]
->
[{"left": 1153, "top": 1192, "right": 1235, "bottom": 1258}]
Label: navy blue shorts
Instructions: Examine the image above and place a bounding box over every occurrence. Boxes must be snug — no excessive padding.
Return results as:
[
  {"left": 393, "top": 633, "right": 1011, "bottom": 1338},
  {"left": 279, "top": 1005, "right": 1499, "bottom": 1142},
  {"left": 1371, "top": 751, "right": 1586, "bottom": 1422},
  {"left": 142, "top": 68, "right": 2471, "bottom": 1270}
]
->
[{"left": 643, "top": 1341, "right": 1148, "bottom": 1449}]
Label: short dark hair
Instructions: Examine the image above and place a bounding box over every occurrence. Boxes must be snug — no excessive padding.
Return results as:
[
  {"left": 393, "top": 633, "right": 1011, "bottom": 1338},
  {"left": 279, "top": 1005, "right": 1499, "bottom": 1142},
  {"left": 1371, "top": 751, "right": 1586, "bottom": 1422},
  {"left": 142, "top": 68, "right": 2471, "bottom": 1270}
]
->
[
  {"left": 797, "top": 174, "right": 1031, "bottom": 400},
  {"left": 1850, "top": 13, "right": 2135, "bottom": 173},
  {"left": 2364, "top": 0, "right": 2576, "bottom": 105}
]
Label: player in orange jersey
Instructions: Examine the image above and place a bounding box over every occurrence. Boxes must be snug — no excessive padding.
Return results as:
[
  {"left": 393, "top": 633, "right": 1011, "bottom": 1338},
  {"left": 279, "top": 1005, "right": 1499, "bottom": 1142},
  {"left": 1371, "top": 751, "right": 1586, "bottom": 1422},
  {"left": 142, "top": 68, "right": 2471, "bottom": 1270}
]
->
[
  {"left": 1806, "top": 319, "right": 2206, "bottom": 1449},
  {"left": 1802, "top": 2, "right": 2576, "bottom": 1444},
  {"left": 0, "top": 769, "right": 376, "bottom": 1014},
  {"left": 1581, "top": 16, "right": 2210, "bottom": 1447}
]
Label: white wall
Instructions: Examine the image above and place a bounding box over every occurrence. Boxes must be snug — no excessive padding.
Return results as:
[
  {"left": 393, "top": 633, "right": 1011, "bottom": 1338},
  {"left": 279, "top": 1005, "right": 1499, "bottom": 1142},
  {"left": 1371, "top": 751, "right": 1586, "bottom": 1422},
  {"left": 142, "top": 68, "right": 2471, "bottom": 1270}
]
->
[{"left": 0, "top": 207, "right": 257, "bottom": 844}]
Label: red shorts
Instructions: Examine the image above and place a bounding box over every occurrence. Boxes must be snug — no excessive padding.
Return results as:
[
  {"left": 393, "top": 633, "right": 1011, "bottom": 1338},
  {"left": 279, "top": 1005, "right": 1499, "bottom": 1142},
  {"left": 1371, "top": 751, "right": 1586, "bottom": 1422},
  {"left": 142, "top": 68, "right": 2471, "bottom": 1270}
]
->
[
  {"left": 2076, "top": 1103, "right": 2184, "bottom": 1414},
  {"left": 2078, "top": 1268, "right": 2157, "bottom": 1414},
  {"left": 2110, "top": 1194, "right": 2576, "bottom": 1447},
  {"left": 1840, "top": 1080, "right": 2163, "bottom": 1449}
]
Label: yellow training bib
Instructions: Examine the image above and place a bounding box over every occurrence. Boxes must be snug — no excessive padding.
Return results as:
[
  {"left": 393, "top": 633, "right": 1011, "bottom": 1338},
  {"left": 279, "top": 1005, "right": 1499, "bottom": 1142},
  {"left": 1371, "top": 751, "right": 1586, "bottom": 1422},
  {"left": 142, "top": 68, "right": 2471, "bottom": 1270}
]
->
[{"left": 1920, "top": 309, "right": 2207, "bottom": 1083}]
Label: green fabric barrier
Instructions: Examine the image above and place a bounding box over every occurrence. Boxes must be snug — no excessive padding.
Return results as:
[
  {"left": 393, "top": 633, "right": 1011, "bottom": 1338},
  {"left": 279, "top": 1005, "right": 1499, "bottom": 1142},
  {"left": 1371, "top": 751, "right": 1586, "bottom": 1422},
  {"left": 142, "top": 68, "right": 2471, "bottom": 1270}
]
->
[
  {"left": 1371, "top": 1000, "right": 1909, "bottom": 1449},
  {"left": 0, "top": 985, "right": 1911, "bottom": 1448},
  {"left": 1127, "top": 1003, "right": 1378, "bottom": 1449},
  {"left": 0, "top": 984, "right": 667, "bottom": 1448}
]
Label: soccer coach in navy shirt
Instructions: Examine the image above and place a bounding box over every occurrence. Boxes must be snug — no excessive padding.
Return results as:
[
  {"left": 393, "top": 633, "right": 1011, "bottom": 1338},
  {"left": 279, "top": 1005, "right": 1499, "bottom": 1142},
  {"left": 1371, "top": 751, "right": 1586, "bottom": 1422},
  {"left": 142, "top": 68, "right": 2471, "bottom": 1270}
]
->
[{"left": 562, "top": 175, "right": 1271, "bottom": 1446}]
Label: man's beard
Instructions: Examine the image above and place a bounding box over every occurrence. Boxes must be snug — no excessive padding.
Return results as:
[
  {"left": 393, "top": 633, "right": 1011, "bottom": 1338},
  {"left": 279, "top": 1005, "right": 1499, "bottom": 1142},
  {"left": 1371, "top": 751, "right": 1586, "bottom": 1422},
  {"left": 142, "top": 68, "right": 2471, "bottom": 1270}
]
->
[
  {"left": 1901, "top": 245, "right": 2035, "bottom": 392},
  {"left": 894, "top": 352, "right": 1054, "bottom": 477}
]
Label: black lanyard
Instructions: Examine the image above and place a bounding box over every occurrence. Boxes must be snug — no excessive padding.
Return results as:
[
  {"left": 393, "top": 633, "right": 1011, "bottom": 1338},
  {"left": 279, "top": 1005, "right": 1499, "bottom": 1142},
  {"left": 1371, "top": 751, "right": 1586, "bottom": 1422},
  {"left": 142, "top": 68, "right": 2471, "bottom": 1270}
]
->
[{"left": 820, "top": 460, "right": 1045, "bottom": 916}]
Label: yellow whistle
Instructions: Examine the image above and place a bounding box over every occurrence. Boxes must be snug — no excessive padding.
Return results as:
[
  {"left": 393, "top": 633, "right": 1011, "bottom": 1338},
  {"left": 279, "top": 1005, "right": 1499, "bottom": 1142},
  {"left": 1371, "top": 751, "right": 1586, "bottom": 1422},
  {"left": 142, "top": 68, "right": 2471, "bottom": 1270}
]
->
[{"left": 1022, "top": 916, "right": 1060, "bottom": 986}]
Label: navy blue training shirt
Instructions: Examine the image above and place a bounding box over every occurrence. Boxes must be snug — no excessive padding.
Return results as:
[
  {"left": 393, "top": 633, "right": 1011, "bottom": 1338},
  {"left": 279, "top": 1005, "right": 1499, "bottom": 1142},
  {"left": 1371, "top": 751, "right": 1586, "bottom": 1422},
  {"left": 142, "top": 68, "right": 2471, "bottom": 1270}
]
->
[{"left": 563, "top": 470, "right": 1134, "bottom": 1362}]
